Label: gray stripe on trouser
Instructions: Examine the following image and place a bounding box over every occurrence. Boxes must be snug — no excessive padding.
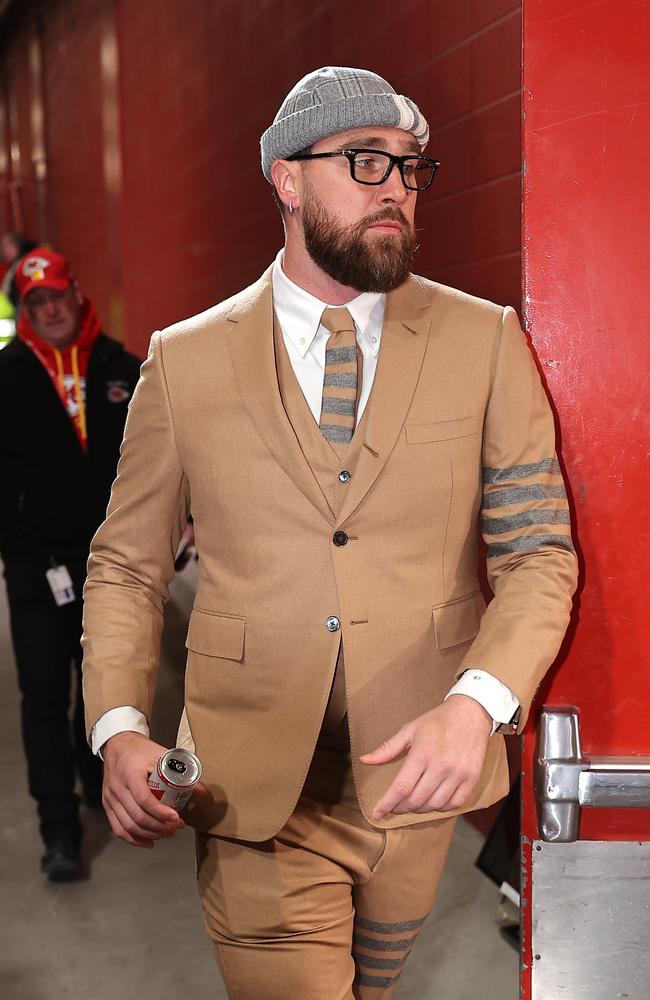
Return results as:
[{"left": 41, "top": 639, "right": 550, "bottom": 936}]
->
[
  {"left": 354, "top": 972, "right": 400, "bottom": 990},
  {"left": 324, "top": 372, "right": 357, "bottom": 388},
  {"left": 354, "top": 932, "right": 416, "bottom": 952},
  {"left": 353, "top": 952, "right": 410, "bottom": 970},
  {"left": 487, "top": 533, "right": 575, "bottom": 558},
  {"left": 320, "top": 423, "right": 353, "bottom": 443},
  {"left": 320, "top": 396, "right": 356, "bottom": 416},
  {"left": 326, "top": 346, "right": 357, "bottom": 364},
  {"left": 356, "top": 915, "right": 427, "bottom": 934},
  {"left": 482, "top": 483, "right": 568, "bottom": 509},
  {"left": 483, "top": 458, "right": 561, "bottom": 483},
  {"left": 482, "top": 508, "right": 571, "bottom": 535}
]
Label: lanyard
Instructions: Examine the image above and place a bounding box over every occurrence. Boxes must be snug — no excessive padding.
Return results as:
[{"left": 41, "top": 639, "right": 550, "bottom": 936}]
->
[{"left": 41, "top": 343, "right": 88, "bottom": 448}]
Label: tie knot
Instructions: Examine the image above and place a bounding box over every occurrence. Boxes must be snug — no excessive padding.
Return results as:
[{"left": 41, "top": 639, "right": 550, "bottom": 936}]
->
[{"left": 320, "top": 307, "right": 356, "bottom": 339}]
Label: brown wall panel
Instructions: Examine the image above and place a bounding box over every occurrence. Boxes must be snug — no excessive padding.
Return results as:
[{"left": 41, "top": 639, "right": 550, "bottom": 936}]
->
[
  {"left": 424, "top": 175, "right": 521, "bottom": 267},
  {"left": 2, "top": 14, "right": 39, "bottom": 239},
  {"left": 432, "top": 95, "right": 521, "bottom": 199},
  {"left": 40, "top": 0, "right": 121, "bottom": 336}
]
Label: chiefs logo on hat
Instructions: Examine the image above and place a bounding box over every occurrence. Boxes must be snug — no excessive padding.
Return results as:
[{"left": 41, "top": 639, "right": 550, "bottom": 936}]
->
[
  {"left": 16, "top": 247, "right": 73, "bottom": 302},
  {"left": 22, "top": 256, "right": 52, "bottom": 283}
]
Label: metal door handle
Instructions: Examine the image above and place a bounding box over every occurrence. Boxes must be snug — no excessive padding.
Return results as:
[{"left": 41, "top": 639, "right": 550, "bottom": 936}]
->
[{"left": 535, "top": 708, "right": 650, "bottom": 842}]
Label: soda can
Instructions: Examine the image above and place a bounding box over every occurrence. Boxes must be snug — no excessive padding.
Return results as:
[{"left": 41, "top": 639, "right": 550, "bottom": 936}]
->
[{"left": 148, "top": 748, "right": 202, "bottom": 813}]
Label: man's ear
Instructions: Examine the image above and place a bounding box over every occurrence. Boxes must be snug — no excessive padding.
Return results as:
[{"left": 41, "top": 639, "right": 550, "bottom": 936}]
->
[{"left": 271, "top": 159, "right": 301, "bottom": 212}]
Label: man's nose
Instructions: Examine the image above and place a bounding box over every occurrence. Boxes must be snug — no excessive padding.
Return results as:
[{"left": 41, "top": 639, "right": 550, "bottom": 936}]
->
[
  {"left": 376, "top": 164, "right": 410, "bottom": 205},
  {"left": 44, "top": 298, "right": 59, "bottom": 315}
]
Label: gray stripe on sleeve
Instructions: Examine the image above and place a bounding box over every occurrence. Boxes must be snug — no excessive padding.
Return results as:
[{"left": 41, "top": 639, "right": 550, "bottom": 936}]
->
[
  {"left": 482, "top": 483, "right": 568, "bottom": 509},
  {"left": 483, "top": 459, "right": 561, "bottom": 483},
  {"left": 487, "top": 533, "right": 575, "bottom": 558},
  {"left": 482, "top": 508, "right": 571, "bottom": 535}
]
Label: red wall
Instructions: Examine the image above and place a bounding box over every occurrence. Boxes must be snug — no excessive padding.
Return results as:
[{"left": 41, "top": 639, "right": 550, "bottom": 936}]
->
[
  {"left": 520, "top": 1, "right": 650, "bottom": 993},
  {"left": 1, "top": 0, "right": 521, "bottom": 355},
  {"left": 521, "top": 0, "right": 650, "bottom": 841},
  {"left": 0, "top": 0, "right": 121, "bottom": 334},
  {"left": 1, "top": 10, "right": 41, "bottom": 242}
]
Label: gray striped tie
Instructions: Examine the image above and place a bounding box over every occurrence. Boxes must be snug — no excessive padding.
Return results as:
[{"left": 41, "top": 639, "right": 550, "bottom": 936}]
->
[{"left": 319, "top": 308, "right": 359, "bottom": 444}]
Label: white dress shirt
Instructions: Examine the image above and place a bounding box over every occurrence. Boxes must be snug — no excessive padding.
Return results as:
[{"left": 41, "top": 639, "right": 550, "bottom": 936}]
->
[
  {"left": 272, "top": 250, "right": 385, "bottom": 423},
  {"left": 91, "top": 252, "right": 519, "bottom": 754}
]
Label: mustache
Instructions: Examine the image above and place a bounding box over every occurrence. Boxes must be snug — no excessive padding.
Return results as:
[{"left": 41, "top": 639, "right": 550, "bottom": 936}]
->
[{"left": 359, "top": 208, "right": 410, "bottom": 231}]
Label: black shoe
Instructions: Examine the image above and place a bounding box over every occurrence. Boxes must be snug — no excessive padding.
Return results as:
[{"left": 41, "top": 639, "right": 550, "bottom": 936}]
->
[{"left": 41, "top": 836, "right": 82, "bottom": 882}]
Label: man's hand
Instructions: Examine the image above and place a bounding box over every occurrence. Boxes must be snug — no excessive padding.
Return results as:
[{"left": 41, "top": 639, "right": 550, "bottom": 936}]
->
[
  {"left": 102, "top": 732, "right": 206, "bottom": 848},
  {"left": 360, "top": 695, "right": 493, "bottom": 821}
]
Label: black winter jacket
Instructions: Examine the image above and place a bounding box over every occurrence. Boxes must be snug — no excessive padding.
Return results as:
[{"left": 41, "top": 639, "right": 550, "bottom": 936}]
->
[{"left": 0, "top": 333, "right": 141, "bottom": 558}]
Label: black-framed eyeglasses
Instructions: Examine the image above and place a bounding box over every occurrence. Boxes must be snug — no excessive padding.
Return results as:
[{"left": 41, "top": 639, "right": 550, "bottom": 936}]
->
[{"left": 287, "top": 148, "right": 441, "bottom": 191}]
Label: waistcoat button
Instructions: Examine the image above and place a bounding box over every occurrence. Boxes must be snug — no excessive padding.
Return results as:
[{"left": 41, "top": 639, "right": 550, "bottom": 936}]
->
[
  {"left": 333, "top": 531, "right": 348, "bottom": 547},
  {"left": 338, "top": 470, "right": 351, "bottom": 483},
  {"left": 325, "top": 616, "right": 341, "bottom": 632}
]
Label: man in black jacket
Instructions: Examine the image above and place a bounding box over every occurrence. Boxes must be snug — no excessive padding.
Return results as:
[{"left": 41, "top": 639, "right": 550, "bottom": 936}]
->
[{"left": 0, "top": 248, "right": 141, "bottom": 880}]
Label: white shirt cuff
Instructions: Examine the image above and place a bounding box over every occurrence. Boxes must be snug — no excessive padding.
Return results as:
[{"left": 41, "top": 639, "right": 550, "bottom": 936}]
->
[
  {"left": 444, "top": 670, "right": 520, "bottom": 735},
  {"left": 91, "top": 707, "right": 150, "bottom": 759}
]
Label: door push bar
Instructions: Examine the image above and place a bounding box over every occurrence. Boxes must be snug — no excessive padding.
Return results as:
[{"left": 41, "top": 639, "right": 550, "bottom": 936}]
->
[{"left": 535, "top": 708, "right": 650, "bottom": 842}]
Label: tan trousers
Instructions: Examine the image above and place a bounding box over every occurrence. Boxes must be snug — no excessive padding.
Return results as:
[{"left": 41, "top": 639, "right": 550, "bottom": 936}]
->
[{"left": 196, "top": 730, "right": 456, "bottom": 999}]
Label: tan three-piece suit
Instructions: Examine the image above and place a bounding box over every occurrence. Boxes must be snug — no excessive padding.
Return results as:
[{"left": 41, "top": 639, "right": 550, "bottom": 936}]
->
[{"left": 82, "top": 266, "right": 577, "bottom": 997}]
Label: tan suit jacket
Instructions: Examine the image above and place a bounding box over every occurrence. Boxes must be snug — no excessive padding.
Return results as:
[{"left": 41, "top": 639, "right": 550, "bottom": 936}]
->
[{"left": 82, "top": 266, "right": 577, "bottom": 840}]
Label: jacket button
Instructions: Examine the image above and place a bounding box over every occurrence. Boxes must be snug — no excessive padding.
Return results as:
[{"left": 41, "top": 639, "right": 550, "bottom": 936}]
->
[
  {"left": 338, "top": 470, "right": 351, "bottom": 483},
  {"left": 325, "top": 616, "right": 341, "bottom": 632},
  {"left": 333, "top": 531, "right": 348, "bottom": 547}
]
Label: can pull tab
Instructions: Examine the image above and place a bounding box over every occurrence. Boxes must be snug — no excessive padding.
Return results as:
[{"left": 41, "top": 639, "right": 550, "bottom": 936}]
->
[{"left": 167, "top": 758, "right": 188, "bottom": 775}]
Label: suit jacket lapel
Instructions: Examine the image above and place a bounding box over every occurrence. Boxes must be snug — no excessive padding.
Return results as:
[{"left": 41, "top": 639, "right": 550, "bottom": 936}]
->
[
  {"left": 225, "top": 267, "right": 335, "bottom": 524},
  {"left": 337, "top": 275, "right": 433, "bottom": 527}
]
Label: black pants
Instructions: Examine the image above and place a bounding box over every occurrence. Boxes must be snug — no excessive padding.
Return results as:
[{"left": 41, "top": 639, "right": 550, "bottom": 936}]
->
[{"left": 2, "top": 551, "right": 103, "bottom": 846}]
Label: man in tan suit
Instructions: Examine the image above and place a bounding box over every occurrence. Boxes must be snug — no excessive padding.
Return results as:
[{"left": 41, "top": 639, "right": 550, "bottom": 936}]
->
[{"left": 82, "top": 67, "right": 577, "bottom": 998}]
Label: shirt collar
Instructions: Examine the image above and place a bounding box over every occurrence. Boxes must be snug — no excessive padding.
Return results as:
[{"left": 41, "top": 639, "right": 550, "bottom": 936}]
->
[{"left": 272, "top": 250, "right": 384, "bottom": 358}]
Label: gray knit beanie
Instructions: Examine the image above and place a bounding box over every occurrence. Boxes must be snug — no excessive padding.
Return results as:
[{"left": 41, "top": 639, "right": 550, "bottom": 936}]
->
[{"left": 260, "top": 66, "right": 429, "bottom": 182}]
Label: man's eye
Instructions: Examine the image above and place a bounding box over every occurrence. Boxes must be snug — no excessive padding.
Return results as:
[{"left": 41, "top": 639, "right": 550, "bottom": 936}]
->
[{"left": 355, "top": 156, "right": 380, "bottom": 170}]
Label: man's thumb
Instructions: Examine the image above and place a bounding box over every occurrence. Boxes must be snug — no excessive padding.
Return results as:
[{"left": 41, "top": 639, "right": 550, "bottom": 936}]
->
[{"left": 359, "top": 727, "right": 411, "bottom": 765}]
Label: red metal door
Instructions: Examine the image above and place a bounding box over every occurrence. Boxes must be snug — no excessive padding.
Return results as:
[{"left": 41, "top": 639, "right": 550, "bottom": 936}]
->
[{"left": 521, "top": 1, "right": 650, "bottom": 996}]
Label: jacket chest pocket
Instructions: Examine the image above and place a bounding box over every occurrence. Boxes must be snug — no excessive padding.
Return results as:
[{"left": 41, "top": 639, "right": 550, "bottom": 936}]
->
[
  {"left": 185, "top": 608, "right": 246, "bottom": 661},
  {"left": 405, "top": 416, "right": 482, "bottom": 503},
  {"left": 405, "top": 415, "right": 479, "bottom": 444}
]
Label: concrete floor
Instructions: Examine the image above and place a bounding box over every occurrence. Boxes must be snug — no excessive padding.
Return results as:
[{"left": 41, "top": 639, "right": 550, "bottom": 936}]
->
[{"left": 0, "top": 566, "right": 518, "bottom": 1000}]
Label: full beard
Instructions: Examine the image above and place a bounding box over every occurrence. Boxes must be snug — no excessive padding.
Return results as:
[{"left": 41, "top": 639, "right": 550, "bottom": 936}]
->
[{"left": 301, "top": 190, "right": 418, "bottom": 293}]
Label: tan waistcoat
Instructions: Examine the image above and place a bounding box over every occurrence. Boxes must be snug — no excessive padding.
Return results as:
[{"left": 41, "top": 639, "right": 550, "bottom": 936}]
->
[{"left": 273, "top": 311, "right": 366, "bottom": 734}]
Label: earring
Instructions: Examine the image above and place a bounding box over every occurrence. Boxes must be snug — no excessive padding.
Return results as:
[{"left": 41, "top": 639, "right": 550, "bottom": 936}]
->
[{"left": 288, "top": 201, "right": 294, "bottom": 214}]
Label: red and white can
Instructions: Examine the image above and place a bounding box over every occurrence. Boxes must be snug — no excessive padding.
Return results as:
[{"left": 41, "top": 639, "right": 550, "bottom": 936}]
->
[{"left": 148, "top": 748, "right": 202, "bottom": 813}]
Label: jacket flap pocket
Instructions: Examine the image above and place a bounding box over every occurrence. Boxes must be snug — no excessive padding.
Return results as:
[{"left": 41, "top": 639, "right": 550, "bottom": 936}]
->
[
  {"left": 406, "top": 416, "right": 478, "bottom": 444},
  {"left": 186, "top": 609, "right": 246, "bottom": 661},
  {"left": 432, "top": 591, "right": 483, "bottom": 650}
]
